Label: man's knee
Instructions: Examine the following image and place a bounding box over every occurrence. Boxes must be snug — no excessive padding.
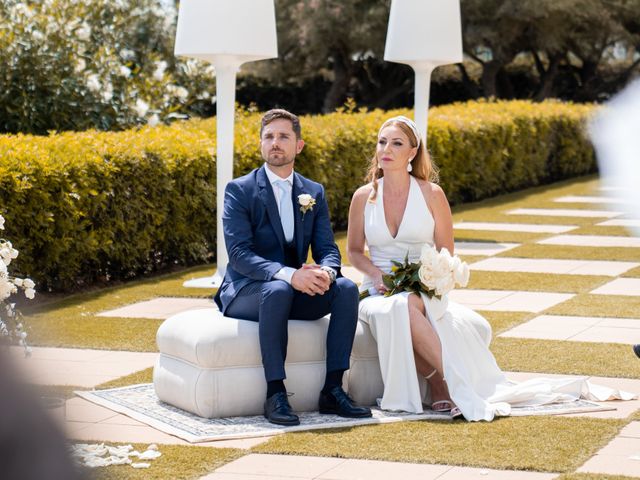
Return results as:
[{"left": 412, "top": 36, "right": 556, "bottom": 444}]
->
[
  {"left": 334, "top": 277, "right": 358, "bottom": 300},
  {"left": 261, "top": 280, "right": 295, "bottom": 304}
]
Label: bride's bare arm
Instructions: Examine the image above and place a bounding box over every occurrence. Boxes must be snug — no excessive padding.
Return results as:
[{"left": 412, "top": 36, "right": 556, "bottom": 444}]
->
[
  {"left": 423, "top": 182, "right": 454, "bottom": 254},
  {"left": 347, "top": 186, "right": 387, "bottom": 282}
]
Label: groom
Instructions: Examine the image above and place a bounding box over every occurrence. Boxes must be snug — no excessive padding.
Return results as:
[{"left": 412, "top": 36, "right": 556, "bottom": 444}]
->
[{"left": 214, "top": 109, "right": 371, "bottom": 426}]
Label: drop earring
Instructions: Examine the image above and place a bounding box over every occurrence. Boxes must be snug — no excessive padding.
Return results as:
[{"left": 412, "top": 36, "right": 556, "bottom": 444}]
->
[{"left": 407, "top": 158, "right": 413, "bottom": 172}]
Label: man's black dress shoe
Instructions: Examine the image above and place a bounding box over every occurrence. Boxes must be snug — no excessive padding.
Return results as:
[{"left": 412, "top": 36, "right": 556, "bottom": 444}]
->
[
  {"left": 634, "top": 344, "right": 640, "bottom": 359},
  {"left": 319, "top": 386, "right": 372, "bottom": 418},
  {"left": 264, "top": 392, "right": 300, "bottom": 426}
]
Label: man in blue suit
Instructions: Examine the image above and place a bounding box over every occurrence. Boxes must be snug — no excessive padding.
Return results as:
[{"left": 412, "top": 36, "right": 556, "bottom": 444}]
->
[{"left": 214, "top": 109, "right": 371, "bottom": 426}]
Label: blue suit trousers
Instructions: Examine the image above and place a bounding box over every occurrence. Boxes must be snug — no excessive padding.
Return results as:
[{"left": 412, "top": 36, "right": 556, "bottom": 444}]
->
[{"left": 225, "top": 277, "right": 359, "bottom": 382}]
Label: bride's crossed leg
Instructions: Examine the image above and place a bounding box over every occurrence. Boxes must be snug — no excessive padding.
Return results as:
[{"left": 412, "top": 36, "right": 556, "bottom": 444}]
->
[{"left": 407, "top": 293, "right": 455, "bottom": 412}]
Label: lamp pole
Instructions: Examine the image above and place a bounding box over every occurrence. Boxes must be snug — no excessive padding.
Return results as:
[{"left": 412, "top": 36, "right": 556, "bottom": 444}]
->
[
  {"left": 384, "top": 0, "right": 463, "bottom": 146},
  {"left": 174, "top": 0, "right": 278, "bottom": 288}
]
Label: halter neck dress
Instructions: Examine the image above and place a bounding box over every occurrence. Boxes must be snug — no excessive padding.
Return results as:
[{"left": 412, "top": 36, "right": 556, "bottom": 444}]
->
[{"left": 357, "top": 176, "right": 634, "bottom": 419}]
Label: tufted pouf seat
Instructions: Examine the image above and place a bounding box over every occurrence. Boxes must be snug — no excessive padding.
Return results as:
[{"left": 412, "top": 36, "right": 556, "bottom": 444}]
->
[{"left": 153, "top": 307, "right": 384, "bottom": 418}]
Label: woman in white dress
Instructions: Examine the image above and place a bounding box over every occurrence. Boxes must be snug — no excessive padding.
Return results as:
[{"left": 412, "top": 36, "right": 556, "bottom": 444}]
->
[{"left": 346, "top": 116, "right": 634, "bottom": 421}]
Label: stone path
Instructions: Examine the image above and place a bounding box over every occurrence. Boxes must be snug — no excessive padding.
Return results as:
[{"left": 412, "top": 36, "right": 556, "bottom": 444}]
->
[
  {"left": 507, "top": 208, "right": 623, "bottom": 218},
  {"left": 29, "top": 183, "right": 640, "bottom": 479},
  {"left": 500, "top": 315, "right": 640, "bottom": 345},
  {"left": 201, "top": 454, "right": 558, "bottom": 480}
]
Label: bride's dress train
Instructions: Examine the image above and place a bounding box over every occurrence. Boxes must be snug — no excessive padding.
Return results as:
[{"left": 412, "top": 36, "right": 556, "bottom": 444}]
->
[{"left": 359, "top": 177, "right": 635, "bottom": 421}]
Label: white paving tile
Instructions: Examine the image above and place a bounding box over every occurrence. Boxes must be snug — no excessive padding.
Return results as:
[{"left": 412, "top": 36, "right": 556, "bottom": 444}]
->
[
  {"left": 591, "top": 278, "right": 640, "bottom": 296},
  {"left": 215, "top": 454, "right": 345, "bottom": 478},
  {"left": 341, "top": 265, "right": 364, "bottom": 285},
  {"left": 470, "top": 257, "right": 639, "bottom": 276},
  {"left": 554, "top": 195, "right": 633, "bottom": 205},
  {"left": 97, "top": 297, "right": 216, "bottom": 319},
  {"left": 538, "top": 234, "right": 640, "bottom": 248},
  {"left": 448, "top": 289, "right": 573, "bottom": 313},
  {"left": 508, "top": 208, "right": 623, "bottom": 218},
  {"left": 577, "top": 422, "right": 640, "bottom": 476},
  {"left": 499, "top": 314, "right": 640, "bottom": 344},
  {"left": 454, "top": 221, "right": 577, "bottom": 233},
  {"left": 9, "top": 347, "right": 157, "bottom": 387},
  {"left": 454, "top": 241, "right": 520, "bottom": 256},
  {"left": 597, "top": 218, "right": 640, "bottom": 227}
]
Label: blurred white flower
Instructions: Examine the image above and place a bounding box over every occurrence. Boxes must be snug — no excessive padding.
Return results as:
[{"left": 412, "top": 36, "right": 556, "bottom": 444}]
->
[
  {"left": 86, "top": 74, "right": 101, "bottom": 93},
  {"left": 31, "top": 30, "right": 45, "bottom": 42},
  {"left": 24, "top": 288, "right": 36, "bottom": 300},
  {"left": 23, "top": 279, "right": 35, "bottom": 289},
  {"left": 147, "top": 114, "right": 160, "bottom": 127},
  {"left": 13, "top": 278, "right": 23, "bottom": 287},
  {"left": 167, "top": 84, "right": 188, "bottom": 100},
  {"left": 120, "top": 49, "right": 136, "bottom": 61},
  {"left": 0, "top": 215, "right": 4, "bottom": 230},
  {"left": 75, "top": 59, "right": 86, "bottom": 74},
  {"left": 197, "top": 91, "right": 211, "bottom": 100},
  {"left": 119, "top": 65, "right": 132, "bottom": 78},
  {"left": 134, "top": 99, "right": 149, "bottom": 118},
  {"left": 76, "top": 23, "right": 92, "bottom": 41},
  {"left": 153, "top": 61, "right": 168, "bottom": 81}
]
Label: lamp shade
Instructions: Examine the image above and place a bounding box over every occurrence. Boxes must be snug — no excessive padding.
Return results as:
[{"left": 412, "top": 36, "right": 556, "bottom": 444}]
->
[
  {"left": 175, "top": 0, "right": 278, "bottom": 64},
  {"left": 384, "top": 0, "right": 462, "bottom": 67}
]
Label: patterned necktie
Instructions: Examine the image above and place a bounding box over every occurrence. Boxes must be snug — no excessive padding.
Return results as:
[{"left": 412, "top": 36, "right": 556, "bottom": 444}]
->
[{"left": 275, "top": 179, "right": 294, "bottom": 242}]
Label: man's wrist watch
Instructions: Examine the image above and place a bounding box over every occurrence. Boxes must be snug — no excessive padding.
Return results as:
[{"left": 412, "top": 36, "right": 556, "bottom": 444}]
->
[{"left": 320, "top": 266, "right": 337, "bottom": 283}]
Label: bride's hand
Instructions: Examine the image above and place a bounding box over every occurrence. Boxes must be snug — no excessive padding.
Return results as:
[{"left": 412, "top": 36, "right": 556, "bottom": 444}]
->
[{"left": 371, "top": 269, "right": 389, "bottom": 295}]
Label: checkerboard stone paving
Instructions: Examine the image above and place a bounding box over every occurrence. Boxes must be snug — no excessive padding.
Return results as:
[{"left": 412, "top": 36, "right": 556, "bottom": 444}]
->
[{"left": 508, "top": 208, "right": 623, "bottom": 218}]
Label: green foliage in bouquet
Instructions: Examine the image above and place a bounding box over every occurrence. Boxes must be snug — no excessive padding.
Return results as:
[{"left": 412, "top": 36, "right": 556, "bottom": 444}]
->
[{"left": 382, "top": 254, "right": 433, "bottom": 298}]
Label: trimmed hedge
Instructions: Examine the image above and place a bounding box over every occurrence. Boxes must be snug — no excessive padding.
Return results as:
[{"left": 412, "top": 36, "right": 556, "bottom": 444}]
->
[{"left": 0, "top": 100, "right": 596, "bottom": 291}]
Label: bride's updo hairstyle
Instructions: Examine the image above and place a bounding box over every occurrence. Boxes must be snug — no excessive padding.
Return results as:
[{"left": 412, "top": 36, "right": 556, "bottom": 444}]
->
[{"left": 366, "top": 116, "right": 439, "bottom": 202}]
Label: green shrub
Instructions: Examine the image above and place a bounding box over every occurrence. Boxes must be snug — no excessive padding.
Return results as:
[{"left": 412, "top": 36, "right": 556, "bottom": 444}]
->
[{"left": 0, "top": 100, "right": 596, "bottom": 291}]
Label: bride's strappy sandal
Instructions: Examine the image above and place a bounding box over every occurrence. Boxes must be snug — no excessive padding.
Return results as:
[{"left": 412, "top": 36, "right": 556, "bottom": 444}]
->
[{"left": 425, "top": 369, "right": 453, "bottom": 413}]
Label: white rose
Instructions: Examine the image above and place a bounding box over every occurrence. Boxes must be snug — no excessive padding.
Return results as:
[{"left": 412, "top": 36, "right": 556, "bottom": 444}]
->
[
  {"left": 454, "top": 262, "right": 470, "bottom": 287},
  {"left": 435, "top": 274, "right": 455, "bottom": 296},
  {"left": 10, "top": 248, "right": 18, "bottom": 259},
  {"left": 24, "top": 288, "right": 35, "bottom": 300},
  {"left": 420, "top": 244, "right": 438, "bottom": 265},
  {"left": 418, "top": 264, "right": 436, "bottom": 290},
  {"left": 23, "top": 278, "right": 35, "bottom": 289},
  {"left": 13, "top": 278, "right": 22, "bottom": 287},
  {"left": 298, "top": 194, "right": 313, "bottom": 207},
  {"left": 133, "top": 99, "right": 149, "bottom": 118}
]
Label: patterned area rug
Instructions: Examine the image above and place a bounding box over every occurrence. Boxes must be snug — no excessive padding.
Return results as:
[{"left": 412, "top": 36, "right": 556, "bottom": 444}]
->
[{"left": 76, "top": 384, "right": 613, "bottom": 443}]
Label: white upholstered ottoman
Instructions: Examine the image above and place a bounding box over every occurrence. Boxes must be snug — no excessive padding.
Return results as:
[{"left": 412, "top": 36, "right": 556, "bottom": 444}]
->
[{"left": 153, "top": 308, "right": 384, "bottom": 418}]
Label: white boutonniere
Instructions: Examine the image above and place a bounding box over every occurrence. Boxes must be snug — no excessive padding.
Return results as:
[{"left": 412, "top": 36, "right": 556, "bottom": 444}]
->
[{"left": 298, "top": 194, "right": 316, "bottom": 217}]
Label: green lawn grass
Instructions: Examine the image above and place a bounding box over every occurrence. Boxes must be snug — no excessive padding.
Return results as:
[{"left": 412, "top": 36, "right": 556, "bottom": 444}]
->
[
  {"left": 93, "top": 444, "right": 243, "bottom": 480},
  {"left": 252, "top": 417, "right": 624, "bottom": 473}
]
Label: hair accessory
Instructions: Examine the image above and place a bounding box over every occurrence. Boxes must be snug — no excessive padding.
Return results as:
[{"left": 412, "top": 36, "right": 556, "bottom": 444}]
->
[{"left": 379, "top": 115, "right": 422, "bottom": 149}]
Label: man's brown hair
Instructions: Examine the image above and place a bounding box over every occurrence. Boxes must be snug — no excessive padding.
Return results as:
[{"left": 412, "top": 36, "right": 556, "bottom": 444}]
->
[{"left": 260, "top": 109, "right": 302, "bottom": 139}]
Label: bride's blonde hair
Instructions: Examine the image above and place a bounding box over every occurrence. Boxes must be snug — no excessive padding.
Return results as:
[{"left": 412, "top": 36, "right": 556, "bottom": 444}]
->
[{"left": 365, "top": 117, "right": 439, "bottom": 201}]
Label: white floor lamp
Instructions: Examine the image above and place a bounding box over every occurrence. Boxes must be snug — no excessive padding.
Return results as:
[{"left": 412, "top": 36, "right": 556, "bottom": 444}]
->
[
  {"left": 175, "top": 0, "right": 278, "bottom": 288},
  {"left": 384, "top": 0, "right": 463, "bottom": 146}
]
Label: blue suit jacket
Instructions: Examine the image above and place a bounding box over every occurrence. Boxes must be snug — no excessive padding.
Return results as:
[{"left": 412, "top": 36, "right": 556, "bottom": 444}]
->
[{"left": 214, "top": 165, "right": 341, "bottom": 314}]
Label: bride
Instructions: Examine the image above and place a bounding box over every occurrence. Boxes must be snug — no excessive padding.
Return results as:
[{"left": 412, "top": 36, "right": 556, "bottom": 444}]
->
[{"left": 346, "top": 115, "right": 635, "bottom": 421}]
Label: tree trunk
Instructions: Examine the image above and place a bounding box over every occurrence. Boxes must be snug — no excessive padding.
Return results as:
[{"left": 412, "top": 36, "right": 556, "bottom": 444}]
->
[
  {"left": 480, "top": 60, "right": 502, "bottom": 98},
  {"left": 533, "top": 53, "right": 562, "bottom": 101},
  {"left": 456, "top": 63, "right": 480, "bottom": 98},
  {"left": 322, "top": 49, "right": 351, "bottom": 113}
]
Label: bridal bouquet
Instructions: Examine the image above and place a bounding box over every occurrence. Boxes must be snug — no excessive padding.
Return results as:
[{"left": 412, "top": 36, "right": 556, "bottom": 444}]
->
[{"left": 360, "top": 245, "right": 470, "bottom": 301}]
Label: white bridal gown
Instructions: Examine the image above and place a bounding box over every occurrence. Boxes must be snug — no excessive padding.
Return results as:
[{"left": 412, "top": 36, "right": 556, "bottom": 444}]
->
[{"left": 358, "top": 176, "right": 635, "bottom": 421}]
